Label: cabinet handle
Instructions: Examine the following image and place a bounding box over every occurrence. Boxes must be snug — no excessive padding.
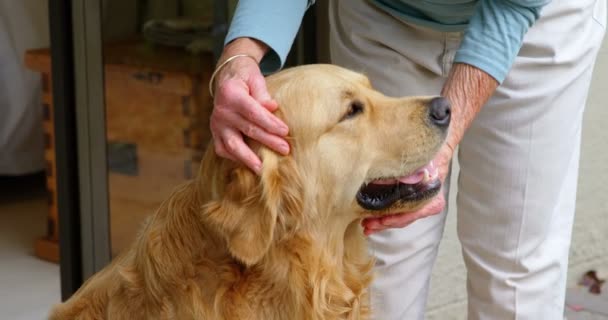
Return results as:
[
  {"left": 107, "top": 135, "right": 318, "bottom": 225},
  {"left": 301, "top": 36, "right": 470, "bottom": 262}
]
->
[{"left": 131, "top": 71, "right": 164, "bottom": 84}]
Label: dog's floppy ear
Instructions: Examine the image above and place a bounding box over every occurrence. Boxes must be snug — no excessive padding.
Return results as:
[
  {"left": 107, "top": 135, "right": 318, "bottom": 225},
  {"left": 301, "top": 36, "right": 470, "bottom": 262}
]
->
[{"left": 203, "top": 148, "right": 303, "bottom": 266}]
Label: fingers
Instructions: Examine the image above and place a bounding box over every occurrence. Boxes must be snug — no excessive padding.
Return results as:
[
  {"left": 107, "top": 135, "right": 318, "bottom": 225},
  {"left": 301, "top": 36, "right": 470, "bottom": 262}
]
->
[
  {"left": 362, "top": 192, "right": 446, "bottom": 235},
  {"left": 210, "top": 57, "right": 289, "bottom": 174},
  {"left": 214, "top": 107, "right": 290, "bottom": 156},
  {"left": 214, "top": 126, "right": 263, "bottom": 174},
  {"left": 213, "top": 138, "right": 237, "bottom": 162},
  {"left": 361, "top": 150, "right": 452, "bottom": 236},
  {"left": 249, "top": 74, "right": 279, "bottom": 112},
  {"left": 261, "top": 99, "right": 279, "bottom": 112},
  {"left": 249, "top": 73, "right": 272, "bottom": 101},
  {"left": 222, "top": 86, "right": 288, "bottom": 136}
]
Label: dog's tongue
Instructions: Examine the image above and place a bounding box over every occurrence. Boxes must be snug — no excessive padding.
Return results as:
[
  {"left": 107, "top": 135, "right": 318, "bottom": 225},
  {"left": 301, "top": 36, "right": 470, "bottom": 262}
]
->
[{"left": 372, "top": 161, "right": 438, "bottom": 185}]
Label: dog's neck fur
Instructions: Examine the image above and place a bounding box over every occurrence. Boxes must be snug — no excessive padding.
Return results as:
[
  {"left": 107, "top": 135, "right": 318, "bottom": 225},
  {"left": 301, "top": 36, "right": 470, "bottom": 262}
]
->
[{"left": 189, "top": 153, "right": 374, "bottom": 319}]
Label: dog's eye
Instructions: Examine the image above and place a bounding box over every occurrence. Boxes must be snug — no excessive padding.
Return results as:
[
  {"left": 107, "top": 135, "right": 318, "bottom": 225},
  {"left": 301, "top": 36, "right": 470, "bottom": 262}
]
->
[{"left": 341, "top": 101, "right": 365, "bottom": 121}]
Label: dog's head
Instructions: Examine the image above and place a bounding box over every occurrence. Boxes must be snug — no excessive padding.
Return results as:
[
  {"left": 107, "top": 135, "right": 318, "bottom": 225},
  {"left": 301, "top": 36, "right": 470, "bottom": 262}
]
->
[{"left": 201, "top": 64, "right": 449, "bottom": 265}]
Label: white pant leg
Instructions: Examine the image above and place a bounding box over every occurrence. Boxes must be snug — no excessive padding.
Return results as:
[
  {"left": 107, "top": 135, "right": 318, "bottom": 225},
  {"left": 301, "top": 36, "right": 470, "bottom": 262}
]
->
[
  {"left": 329, "top": 0, "right": 607, "bottom": 319},
  {"left": 457, "top": 1, "right": 606, "bottom": 319},
  {"left": 328, "top": 2, "right": 462, "bottom": 319}
]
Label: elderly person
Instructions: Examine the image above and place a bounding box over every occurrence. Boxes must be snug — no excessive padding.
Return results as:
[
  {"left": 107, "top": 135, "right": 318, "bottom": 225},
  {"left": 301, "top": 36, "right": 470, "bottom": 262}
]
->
[{"left": 209, "top": 0, "right": 606, "bottom": 318}]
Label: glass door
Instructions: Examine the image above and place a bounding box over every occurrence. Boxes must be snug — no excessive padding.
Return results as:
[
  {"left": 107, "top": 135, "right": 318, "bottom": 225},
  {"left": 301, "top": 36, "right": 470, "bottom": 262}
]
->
[
  {"left": 99, "top": 0, "right": 225, "bottom": 260},
  {"left": 71, "top": 0, "right": 235, "bottom": 278},
  {"left": 65, "top": 0, "right": 319, "bottom": 293}
]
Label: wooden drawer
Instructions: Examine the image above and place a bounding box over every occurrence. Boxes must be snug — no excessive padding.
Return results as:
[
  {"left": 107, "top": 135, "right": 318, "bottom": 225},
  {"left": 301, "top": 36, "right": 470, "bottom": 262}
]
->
[{"left": 24, "top": 40, "right": 214, "bottom": 262}]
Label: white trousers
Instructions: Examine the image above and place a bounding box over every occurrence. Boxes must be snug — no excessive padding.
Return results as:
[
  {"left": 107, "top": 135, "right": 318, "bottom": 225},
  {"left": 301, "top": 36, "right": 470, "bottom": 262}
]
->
[{"left": 329, "top": 0, "right": 606, "bottom": 319}]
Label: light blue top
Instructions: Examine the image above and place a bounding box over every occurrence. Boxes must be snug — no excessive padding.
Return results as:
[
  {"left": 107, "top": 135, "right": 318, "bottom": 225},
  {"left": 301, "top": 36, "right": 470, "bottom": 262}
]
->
[{"left": 225, "top": 0, "right": 550, "bottom": 83}]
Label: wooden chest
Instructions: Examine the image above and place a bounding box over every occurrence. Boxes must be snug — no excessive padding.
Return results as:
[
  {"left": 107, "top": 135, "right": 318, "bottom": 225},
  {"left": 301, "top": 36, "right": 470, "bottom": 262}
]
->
[{"left": 25, "top": 41, "right": 214, "bottom": 260}]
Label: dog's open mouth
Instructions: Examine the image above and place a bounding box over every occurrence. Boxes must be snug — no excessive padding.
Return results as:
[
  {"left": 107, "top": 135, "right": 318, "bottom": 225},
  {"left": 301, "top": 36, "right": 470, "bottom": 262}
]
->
[{"left": 356, "top": 161, "right": 442, "bottom": 211}]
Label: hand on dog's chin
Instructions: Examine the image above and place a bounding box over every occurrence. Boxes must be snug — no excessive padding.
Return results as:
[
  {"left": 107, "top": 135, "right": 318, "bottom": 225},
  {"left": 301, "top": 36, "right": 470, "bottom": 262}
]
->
[
  {"left": 361, "top": 190, "right": 446, "bottom": 235},
  {"left": 361, "top": 144, "right": 452, "bottom": 236}
]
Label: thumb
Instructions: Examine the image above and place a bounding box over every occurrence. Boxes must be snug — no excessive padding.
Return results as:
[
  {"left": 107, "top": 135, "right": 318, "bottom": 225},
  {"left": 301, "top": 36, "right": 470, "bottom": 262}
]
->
[{"left": 249, "top": 74, "right": 278, "bottom": 112}]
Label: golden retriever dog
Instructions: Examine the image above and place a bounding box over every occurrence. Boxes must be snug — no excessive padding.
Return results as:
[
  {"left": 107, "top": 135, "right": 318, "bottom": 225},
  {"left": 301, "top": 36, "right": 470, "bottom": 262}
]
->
[{"left": 49, "top": 64, "right": 450, "bottom": 320}]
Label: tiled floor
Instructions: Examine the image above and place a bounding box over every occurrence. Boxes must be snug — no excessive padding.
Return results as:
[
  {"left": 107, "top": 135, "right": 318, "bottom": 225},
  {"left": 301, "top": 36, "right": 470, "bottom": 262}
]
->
[{"left": 0, "top": 173, "right": 60, "bottom": 320}]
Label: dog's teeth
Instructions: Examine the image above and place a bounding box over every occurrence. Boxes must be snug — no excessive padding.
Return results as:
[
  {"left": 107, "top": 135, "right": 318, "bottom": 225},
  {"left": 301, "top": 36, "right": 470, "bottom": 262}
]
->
[{"left": 423, "top": 169, "right": 431, "bottom": 182}]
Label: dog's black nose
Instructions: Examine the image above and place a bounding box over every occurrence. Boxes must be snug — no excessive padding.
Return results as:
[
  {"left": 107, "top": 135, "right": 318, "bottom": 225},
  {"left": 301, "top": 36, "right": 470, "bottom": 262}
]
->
[{"left": 428, "top": 97, "right": 451, "bottom": 128}]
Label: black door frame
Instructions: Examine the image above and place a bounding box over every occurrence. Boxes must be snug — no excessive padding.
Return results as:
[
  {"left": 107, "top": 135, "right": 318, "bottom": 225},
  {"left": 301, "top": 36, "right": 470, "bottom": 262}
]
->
[{"left": 48, "top": 0, "right": 83, "bottom": 300}]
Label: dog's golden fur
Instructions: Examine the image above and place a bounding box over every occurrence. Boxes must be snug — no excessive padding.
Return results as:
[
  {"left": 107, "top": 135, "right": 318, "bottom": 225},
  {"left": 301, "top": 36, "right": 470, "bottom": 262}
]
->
[{"left": 49, "top": 64, "right": 446, "bottom": 320}]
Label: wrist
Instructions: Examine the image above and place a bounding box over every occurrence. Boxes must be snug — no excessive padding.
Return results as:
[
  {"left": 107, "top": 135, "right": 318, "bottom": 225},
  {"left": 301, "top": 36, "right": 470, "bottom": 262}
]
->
[
  {"left": 221, "top": 37, "right": 269, "bottom": 65},
  {"left": 209, "top": 54, "right": 259, "bottom": 98},
  {"left": 441, "top": 63, "right": 497, "bottom": 109},
  {"left": 210, "top": 38, "right": 269, "bottom": 98},
  {"left": 441, "top": 63, "right": 498, "bottom": 147}
]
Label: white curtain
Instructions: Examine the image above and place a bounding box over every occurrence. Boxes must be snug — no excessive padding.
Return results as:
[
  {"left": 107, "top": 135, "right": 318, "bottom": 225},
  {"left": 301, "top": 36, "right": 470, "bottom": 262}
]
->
[{"left": 0, "top": 1, "right": 49, "bottom": 175}]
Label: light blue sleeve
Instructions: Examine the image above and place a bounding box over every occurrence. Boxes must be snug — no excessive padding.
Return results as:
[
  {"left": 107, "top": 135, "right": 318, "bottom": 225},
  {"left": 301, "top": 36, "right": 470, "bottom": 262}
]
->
[
  {"left": 224, "top": 0, "right": 312, "bottom": 74},
  {"left": 454, "top": 0, "right": 551, "bottom": 83}
]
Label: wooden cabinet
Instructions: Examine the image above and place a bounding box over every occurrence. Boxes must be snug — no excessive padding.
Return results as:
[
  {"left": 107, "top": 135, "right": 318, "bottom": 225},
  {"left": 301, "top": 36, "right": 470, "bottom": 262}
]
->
[{"left": 25, "top": 41, "right": 214, "bottom": 261}]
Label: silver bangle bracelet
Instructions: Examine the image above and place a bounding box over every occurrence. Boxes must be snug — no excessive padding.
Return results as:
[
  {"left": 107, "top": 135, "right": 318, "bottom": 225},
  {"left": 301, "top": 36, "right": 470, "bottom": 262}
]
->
[{"left": 208, "top": 54, "right": 259, "bottom": 98}]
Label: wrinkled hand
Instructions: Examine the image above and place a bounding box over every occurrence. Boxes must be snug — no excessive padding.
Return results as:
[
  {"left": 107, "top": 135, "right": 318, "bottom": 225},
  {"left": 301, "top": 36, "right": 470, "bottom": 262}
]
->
[
  {"left": 360, "top": 63, "right": 497, "bottom": 235},
  {"left": 210, "top": 56, "right": 290, "bottom": 174},
  {"left": 361, "top": 143, "right": 454, "bottom": 235}
]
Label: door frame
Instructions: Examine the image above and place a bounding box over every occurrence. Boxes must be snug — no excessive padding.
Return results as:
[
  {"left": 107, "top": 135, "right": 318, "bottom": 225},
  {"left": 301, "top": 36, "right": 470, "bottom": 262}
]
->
[
  {"left": 71, "top": 0, "right": 113, "bottom": 277},
  {"left": 48, "top": 0, "right": 84, "bottom": 299},
  {"left": 52, "top": 0, "right": 318, "bottom": 299}
]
